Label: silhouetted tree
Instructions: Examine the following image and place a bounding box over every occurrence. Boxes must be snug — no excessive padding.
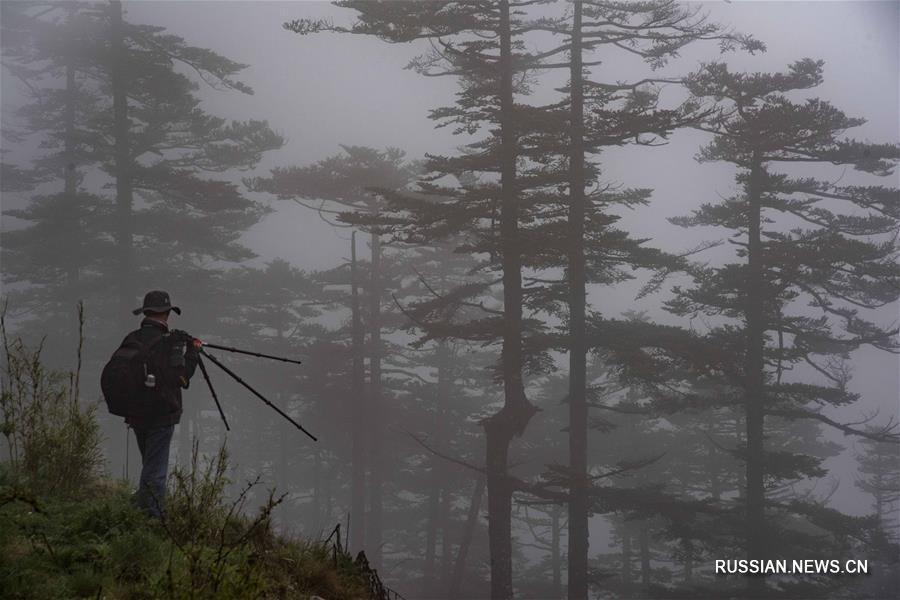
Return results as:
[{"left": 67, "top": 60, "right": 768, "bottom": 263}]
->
[
  {"left": 2, "top": 1, "right": 282, "bottom": 337},
  {"left": 524, "top": 3, "right": 761, "bottom": 593},
  {"left": 248, "top": 144, "right": 418, "bottom": 565},
  {"left": 1, "top": 2, "right": 110, "bottom": 355},
  {"left": 855, "top": 428, "right": 900, "bottom": 537},
  {"left": 283, "top": 5, "right": 552, "bottom": 593},
  {"left": 105, "top": 0, "right": 282, "bottom": 326},
  {"left": 671, "top": 57, "right": 900, "bottom": 596}
]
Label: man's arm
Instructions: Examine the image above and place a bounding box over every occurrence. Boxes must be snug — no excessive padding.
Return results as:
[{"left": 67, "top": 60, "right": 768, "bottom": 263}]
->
[
  {"left": 168, "top": 331, "right": 199, "bottom": 388},
  {"left": 183, "top": 341, "right": 199, "bottom": 385}
]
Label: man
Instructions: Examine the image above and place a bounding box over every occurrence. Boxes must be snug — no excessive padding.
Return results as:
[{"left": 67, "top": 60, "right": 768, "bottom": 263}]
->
[{"left": 124, "top": 290, "right": 198, "bottom": 517}]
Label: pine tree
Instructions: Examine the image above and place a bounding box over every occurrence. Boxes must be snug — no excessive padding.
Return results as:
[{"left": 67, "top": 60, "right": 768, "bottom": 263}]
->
[
  {"left": 248, "top": 145, "right": 419, "bottom": 565},
  {"left": 669, "top": 57, "right": 900, "bottom": 595},
  {"left": 104, "top": 0, "right": 282, "bottom": 326},
  {"left": 854, "top": 426, "right": 900, "bottom": 599},
  {"left": 855, "top": 429, "right": 900, "bottom": 538},
  {"left": 282, "top": 5, "right": 549, "bottom": 593},
  {"left": 2, "top": 1, "right": 283, "bottom": 342},
  {"left": 1, "top": 2, "right": 111, "bottom": 356},
  {"left": 521, "top": 3, "right": 762, "bottom": 594},
  {"left": 281, "top": 4, "right": 728, "bottom": 593}
]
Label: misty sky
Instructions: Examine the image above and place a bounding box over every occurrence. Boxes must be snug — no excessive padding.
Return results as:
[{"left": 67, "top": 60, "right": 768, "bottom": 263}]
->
[{"left": 2, "top": 0, "right": 899, "bottom": 515}]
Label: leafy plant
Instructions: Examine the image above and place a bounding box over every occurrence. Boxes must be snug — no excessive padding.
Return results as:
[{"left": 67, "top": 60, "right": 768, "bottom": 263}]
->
[{"left": 0, "top": 301, "right": 103, "bottom": 497}]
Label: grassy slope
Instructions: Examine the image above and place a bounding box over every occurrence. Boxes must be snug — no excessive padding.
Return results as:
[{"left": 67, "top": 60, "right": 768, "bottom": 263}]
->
[{"left": 0, "top": 476, "right": 373, "bottom": 600}]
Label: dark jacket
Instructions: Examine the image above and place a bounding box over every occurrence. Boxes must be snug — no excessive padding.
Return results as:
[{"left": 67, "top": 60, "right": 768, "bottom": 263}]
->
[{"left": 124, "top": 318, "right": 198, "bottom": 429}]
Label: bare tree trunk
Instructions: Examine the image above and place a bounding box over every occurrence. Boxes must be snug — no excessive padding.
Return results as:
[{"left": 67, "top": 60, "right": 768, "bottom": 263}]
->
[
  {"left": 324, "top": 459, "right": 334, "bottom": 524},
  {"left": 426, "top": 342, "right": 451, "bottom": 595},
  {"left": 422, "top": 486, "right": 440, "bottom": 595},
  {"left": 110, "top": 0, "right": 133, "bottom": 326},
  {"left": 639, "top": 521, "right": 650, "bottom": 586},
  {"left": 484, "top": 428, "right": 514, "bottom": 599},
  {"left": 313, "top": 447, "right": 322, "bottom": 527},
  {"left": 483, "top": 3, "right": 538, "bottom": 598},
  {"left": 449, "top": 476, "right": 486, "bottom": 600},
  {"left": 875, "top": 473, "right": 884, "bottom": 523},
  {"left": 567, "top": 3, "right": 589, "bottom": 598},
  {"left": 745, "top": 149, "right": 766, "bottom": 595},
  {"left": 367, "top": 230, "right": 384, "bottom": 568},
  {"left": 621, "top": 523, "right": 633, "bottom": 596},
  {"left": 63, "top": 50, "right": 79, "bottom": 292},
  {"left": 439, "top": 485, "right": 453, "bottom": 590},
  {"left": 551, "top": 508, "right": 562, "bottom": 598},
  {"left": 279, "top": 413, "right": 289, "bottom": 498},
  {"left": 424, "top": 481, "right": 440, "bottom": 592},
  {"left": 424, "top": 433, "right": 441, "bottom": 591},
  {"left": 349, "top": 232, "right": 366, "bottom": 552}
]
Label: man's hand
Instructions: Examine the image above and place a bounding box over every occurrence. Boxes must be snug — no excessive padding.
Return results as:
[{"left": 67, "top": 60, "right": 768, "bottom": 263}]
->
[
  {"left": 185, "top": 338, "right": 201, "bottom": 357},
  {"left": 178, "top": 332, "right": 200, "bottom": 386}
]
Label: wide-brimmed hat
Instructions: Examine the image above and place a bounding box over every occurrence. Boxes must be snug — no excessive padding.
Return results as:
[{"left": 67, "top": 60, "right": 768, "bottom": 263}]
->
[{"left": 133, "top": 290, "right": 182, "bottom": 315}]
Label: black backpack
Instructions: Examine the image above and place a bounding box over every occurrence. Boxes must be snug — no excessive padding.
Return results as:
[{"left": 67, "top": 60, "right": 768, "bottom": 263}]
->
[{"left": 101, "top": 335, "right": 165, "bottom": 417}]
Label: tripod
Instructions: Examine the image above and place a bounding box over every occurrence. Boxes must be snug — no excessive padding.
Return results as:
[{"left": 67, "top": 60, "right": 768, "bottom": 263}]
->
[{"left": 191, "top": 339, "right": 317, "bottom": 442}]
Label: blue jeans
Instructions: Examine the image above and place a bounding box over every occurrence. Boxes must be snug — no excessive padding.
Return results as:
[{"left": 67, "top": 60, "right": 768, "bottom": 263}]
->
[{"left": 132, "top": 424, "right": 175, "bottom": 518}]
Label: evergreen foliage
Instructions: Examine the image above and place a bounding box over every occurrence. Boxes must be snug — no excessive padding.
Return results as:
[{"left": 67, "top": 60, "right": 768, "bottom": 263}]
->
[
  {"left": 659, "top": 57, "right": 900, "bottom": 596},
  {"left": 1, "top": 1, "right": 282, "bottom": 350},
  {"left": 1, "top": 2, "right": 897, "bottom": 599}
]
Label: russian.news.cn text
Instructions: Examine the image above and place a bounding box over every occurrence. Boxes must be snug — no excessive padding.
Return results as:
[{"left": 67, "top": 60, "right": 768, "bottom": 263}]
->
[{"left": 715, "top": 559, "right": 868, "bottom": 575}]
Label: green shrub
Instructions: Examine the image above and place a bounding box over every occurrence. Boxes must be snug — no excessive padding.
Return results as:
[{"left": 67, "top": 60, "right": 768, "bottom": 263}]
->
[
  {"left": 156, "top": 441, "right": 282, "bottom": 598},
  {"left": 1, "top": 302, "right": 103, "bottom": 497}
]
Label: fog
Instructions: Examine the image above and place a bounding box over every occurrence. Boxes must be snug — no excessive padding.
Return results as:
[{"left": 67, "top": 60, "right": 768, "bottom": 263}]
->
[{"left": 2, "top": 2, "right": 898, "bottom": 599}]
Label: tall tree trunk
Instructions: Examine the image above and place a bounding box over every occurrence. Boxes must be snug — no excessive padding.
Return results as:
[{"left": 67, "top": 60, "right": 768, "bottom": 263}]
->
[
  {"left": 425, "top": 342, "right": 450, "bottom": 595},
  {"left": 313, "top": 447, "right": 322, "bottom": 526},
  {"left": 483, "top": 3, "right": 537, "bottom": 598},
  {"left": 439, "top": 485, "right": 453, "bottom": 591},
  {"left": 567, "top": 3, "right": 589, "bottom": 598},
  {"left": 621, "top": 524, "right": 633, "bottom": 595},
  {"left": 367, "top": 230, "right": 384, "bottom": 568},
  {"left": 551, "top": 508, "right": 562, "bottom": 598},
  {"left": 349, "top": 232, "right": 367, "bottom": 552},
  {"left": 484, "top": 428, "right": 514, "bottom": 599},
  {"left": 449, "top": 476, "right": 486, "bottom": 600},
  {"left": 324, "top": 459, "right": 334, "bottom": 524},
  {"left": 639, "top": 520, "right": 650, "bottom": 586},
  {"left": 874, "top": 473, "right": 884, "bottom": 523},
  {"left": 424, "top": 480, "right": 440, "bottom": 591},
  {"left": 423, "top": 384, "right": 442, "bottom": 591},
  {"left": 110, "top": 0, "right": 133, "bottom": 326},
  {"left": 483, "top": 0, "right": 534, "bottom": 600},
  {"left": 279, "top": 413, "right": 289, "bottom": 500},
  {"left": 63, "top": 50, "right": 79, "bottom": 293},
  {"left": 745, "top": 149, "right": 766, "bottom": 594}
]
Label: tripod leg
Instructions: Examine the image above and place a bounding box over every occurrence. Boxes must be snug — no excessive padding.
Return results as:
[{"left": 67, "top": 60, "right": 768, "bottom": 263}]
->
[
  {"left": 200, "top": 349, "right": 317, "bottom": 442},
  {"left": 197, "top": 355, "right": 230, "bottom": 431},
  {"left": 200, "top": 342, "right": 303, "bottom": 365}
]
